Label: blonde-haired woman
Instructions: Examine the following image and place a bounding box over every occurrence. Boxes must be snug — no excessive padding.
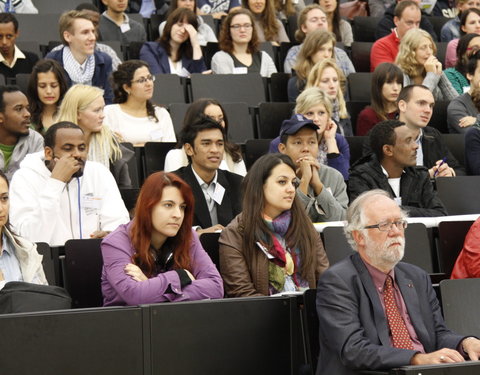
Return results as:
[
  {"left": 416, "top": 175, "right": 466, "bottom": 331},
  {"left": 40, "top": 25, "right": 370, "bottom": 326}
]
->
[
  {"left": 306, "top": 58, "right": 352, "bottom": 136},
  {"left": 56, "top": 84, "right": 134, "bottom": 188},
  {"left": 287, "top": 29, "right": 336, "bottom": 101},
  {"left": 396, "top": 28, "right": 458, "bottom": 101},
  {"left": 269, "top": 87, "right": 350, "bottom": 179}
]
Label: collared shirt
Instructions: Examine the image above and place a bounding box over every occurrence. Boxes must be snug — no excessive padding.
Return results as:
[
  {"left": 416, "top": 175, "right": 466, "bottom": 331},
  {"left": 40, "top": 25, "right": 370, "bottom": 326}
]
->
[
  {"left": 102, "top": 11, "right": 130, "bottom": 33},
  {"left": 0, "top": 44, "right": 25, "bottom": 68},
  {"left": 0, "top": 233, "right": 23, "bottom": 289},
  {"left": 415, "top": 129, "right": 424, "bottom": 166},
  {"left": 362, "top": 259, "right": 425, "bottom": 353},
  {"left": 191, "top": 166, "right": 219, "bottom": 226}
]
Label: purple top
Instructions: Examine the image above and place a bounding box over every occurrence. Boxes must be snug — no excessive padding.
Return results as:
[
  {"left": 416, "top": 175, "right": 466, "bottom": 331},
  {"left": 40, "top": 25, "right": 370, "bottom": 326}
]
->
[{"left": 101, "top": 222, "right": 224, "bottom": 306}]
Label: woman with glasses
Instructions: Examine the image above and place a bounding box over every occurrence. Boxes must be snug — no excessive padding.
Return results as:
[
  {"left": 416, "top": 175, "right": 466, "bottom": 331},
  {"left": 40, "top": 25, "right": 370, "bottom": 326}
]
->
[
  {"left": 218, "top": 153, "right": 329, "bottom": 297},
  {"left": 445, "top": 33, "right": 480, "bottom": 95},
  {"left": 211, "top": 8, "right": 277, "bottom": 77},
  {"left": 56, "top": 84, "right": 134, "bottom": 189},
  {"left": 140, "top": 8, "right": 207, "bottom": 76},
  {"left": 103, "top": 60, "right": 176, "bottom": 146},
  {"left": 101, "top": 171, "right": 224, "bottom": 306},
  {"left": 396, "top": 28, "right": 458, "bottom": 101}
]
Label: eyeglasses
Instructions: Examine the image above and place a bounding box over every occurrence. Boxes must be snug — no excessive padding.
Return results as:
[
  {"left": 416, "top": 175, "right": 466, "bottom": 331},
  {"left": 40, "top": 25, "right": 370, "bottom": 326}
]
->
[
  {"left": 363, "top": 219, "right": 408, "bottom": 232},
  {"left": 230, "top": 23, "right": 253, "bottom": 30},
  {"left": 131, "top": 75, "right": 155, "bottom": 84}
]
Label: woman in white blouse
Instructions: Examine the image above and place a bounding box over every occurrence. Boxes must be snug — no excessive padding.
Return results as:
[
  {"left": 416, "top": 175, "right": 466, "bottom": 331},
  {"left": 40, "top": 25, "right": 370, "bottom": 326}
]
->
[
  {"left": 104, "top": 60, "right": 176, "bottom": 146},
  {"left": 164, "top": 98, "right": 246, "bottom": 176}
]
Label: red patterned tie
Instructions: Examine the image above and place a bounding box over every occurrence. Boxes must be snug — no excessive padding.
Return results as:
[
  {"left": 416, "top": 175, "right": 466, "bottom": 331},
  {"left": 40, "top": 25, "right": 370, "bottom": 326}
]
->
[{"left": 384, "top": 275, "right": 414, "bottom": 350}]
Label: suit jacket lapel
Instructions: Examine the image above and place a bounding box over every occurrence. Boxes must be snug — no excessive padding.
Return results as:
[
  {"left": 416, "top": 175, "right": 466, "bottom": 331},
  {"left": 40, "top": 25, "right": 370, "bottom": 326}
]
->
[
  {"left": 395, "top": 267, "right": 431, "bottom": 350},
  {"left": 185, "top": 165, "right": 213, "bottom": 229},
  {"left": 216, "top": 171, "right": 233, "bottom": 226},
  {"left": 352, "top": 253, "right": 391, "bottom": 346}
]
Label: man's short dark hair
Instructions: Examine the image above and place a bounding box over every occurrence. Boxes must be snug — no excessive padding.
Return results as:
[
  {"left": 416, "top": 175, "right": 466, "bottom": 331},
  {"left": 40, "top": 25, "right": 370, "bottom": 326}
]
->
[
  {"left": 397, "top": 84, "right": 430, "bottom": 105},
  {"left": 467, "top": 50, "right": 480, "bottom": 76},
  {"left": 180, "top": 115, "right": 226, "bottom": 147},
  {"left": 370, "top": 120, "right": 405, "bottom": 161},
  {"left": 394, "top": 0, "right": 420, "bottom": 18},
  {"left": 75, "top": 2, "right": 99, "bottom": 12},
  {"left": 0, "top": 85, "right": 22, "bottom": 113},
  {"left": 0, "top": 13, "right": 18, "bottom": 32},
  {"left": 44, "top": 122, "right": 83, "bottom": 149}
]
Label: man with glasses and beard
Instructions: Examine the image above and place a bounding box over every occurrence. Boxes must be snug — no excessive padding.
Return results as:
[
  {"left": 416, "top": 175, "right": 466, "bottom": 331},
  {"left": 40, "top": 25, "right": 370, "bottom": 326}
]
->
[
  {"left": 315, "top": 189, "right": 480, "bottom": 375},
  {"left": 0, "top": 85, "right": 43, "bottom": 180},
  {"left": 9, "top": 122, "right": 129, "bottom": 246}
]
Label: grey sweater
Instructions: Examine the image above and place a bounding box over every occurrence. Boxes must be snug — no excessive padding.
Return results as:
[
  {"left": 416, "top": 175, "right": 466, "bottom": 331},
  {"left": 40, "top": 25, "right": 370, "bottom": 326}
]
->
[
  {"left": 296, "top": 164, "right": 348, "bottom": 222},
  {"left": 99, "top": 13, "right": 146, "bottom": 46},
  {"left": 447, "top": 92, "right": 479, "bottom": 134}
]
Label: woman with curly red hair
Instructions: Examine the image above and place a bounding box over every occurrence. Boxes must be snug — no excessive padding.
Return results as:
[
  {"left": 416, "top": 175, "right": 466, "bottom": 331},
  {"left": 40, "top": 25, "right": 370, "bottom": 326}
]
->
[{"left": 101, "top": 171, "right": 224, "bottom": 306}]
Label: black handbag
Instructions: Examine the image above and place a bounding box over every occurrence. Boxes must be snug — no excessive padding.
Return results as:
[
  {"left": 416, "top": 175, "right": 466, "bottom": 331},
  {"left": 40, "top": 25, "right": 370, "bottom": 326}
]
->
[{"left": 0, "top": 281, "right": 72, "bottom": 314}]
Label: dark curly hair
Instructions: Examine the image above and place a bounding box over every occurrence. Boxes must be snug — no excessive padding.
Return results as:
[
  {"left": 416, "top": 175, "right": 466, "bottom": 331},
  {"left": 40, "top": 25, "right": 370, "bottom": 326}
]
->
[{"left": 111, "top": 60, "right": 158, "bottom": 122}]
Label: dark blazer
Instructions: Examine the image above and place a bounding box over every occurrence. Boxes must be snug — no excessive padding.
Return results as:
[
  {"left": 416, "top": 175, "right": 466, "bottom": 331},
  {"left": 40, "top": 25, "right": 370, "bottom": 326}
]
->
[
  {"left": 139, "top": 41, "right": 207, "bottom": 75},
  {"left": 316, "top": 252, "right": 466, "bottom": 375},
  {"left": 46, "top": 47, "right": 113, "bottom": 104},
  {"left": 173, "top": 165, "right": 243, "bottom": 228}
]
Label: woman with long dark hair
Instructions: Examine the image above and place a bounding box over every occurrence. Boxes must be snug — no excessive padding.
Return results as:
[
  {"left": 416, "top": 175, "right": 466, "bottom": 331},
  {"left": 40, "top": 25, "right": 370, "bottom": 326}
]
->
[
  {"left": 356, "top": 63, "right": 403, "bottom": 136},
  {"left": 164, "top": 98, "right": 246, "bottom": 175},
  {"left": 315, "top": 0, "right": 352, "bottom": 47},
  {"left": 219, "top": 153, "right": 329, "bottom": 297},
  {"left": 140, "top": 8, "right": 207, "bottom": 75},
  {"left": 27, "top": 59, "right": 68, "bottom": 133},
  {"left": 241, "top": 0, "right": 289, "bottom": 45},
  {"left": 101, "top": 171, "right": 224, "bottom": 306},
  {"left": 104, "top": 60, "right": 175, "bottom": 146}
]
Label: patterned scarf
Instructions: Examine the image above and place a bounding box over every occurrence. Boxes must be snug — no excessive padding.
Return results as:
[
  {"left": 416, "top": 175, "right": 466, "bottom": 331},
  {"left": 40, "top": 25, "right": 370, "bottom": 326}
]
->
[
  {"left": 263, "top": 211, "right": 307, "bottom": 294},
  {"left": 62, "top": 46, "right": 95, "bottom": 85}
]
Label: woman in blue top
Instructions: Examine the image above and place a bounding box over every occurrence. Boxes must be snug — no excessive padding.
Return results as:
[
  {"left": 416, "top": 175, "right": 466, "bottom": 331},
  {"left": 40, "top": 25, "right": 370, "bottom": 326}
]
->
[{"left": 140, "top": 8, "right": 207, "bottom": 76}]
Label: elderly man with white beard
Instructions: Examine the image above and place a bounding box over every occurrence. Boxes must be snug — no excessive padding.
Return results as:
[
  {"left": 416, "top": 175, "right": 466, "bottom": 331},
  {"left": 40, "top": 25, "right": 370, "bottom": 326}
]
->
[{"left": 315, "top": 189, "right": 480, "bottom": 375}]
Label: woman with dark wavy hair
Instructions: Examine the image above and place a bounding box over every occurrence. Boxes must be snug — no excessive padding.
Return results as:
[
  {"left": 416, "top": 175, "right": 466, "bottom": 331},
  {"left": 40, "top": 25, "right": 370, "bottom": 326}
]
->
[
  {"left": 104, "top": 60, "right": 175, "bottom": 146},
  {"left": 211, "top": 8, "right": 276, "bottom": 77},
  {"left": 140, "top": 8, "right": 207, "bottom": 75},
  {"left": 101, "top": 171, "right": 224, "bottom": 306},
  {"left": 219, "top": 153, "right": 329, "bottom": 297},
  {"left": 27, "top": 59, "right": 68, "bottom": 133},
  {"left": 164, "top": 98, "right": 246, "bottom": 175}
]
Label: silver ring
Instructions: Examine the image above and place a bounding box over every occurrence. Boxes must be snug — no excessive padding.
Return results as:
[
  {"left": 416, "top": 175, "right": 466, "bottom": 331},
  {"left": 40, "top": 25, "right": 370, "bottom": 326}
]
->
[{"left": 440, "top": 355, "right": 445, "bottom": 361}]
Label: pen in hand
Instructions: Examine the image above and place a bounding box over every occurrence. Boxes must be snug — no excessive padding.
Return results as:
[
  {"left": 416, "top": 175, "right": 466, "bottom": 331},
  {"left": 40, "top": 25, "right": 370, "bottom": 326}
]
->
[{"left": 433, "top": 157, "right": 447, "bottom": 178}]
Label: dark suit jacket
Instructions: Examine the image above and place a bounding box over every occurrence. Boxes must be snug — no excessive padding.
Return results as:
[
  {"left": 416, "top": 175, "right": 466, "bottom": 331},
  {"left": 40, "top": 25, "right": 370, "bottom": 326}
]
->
[
  {"left": 316, "top": 253, "right": 466, "bottom": 375},
  {"left": 139, "top": 42, "right": 207, "bottom": 75},
  {"left": 173, "top": 165, "right": 243, "bottom": 229}
]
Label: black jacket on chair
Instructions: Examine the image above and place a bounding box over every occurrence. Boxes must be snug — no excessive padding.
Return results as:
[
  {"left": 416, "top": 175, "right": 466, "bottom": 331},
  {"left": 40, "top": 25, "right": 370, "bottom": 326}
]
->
[{"left": 173, "top": 165, "right": 243, "bottom": 229}]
